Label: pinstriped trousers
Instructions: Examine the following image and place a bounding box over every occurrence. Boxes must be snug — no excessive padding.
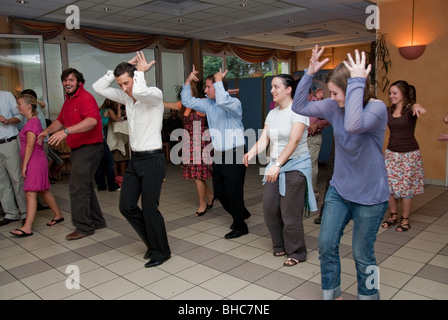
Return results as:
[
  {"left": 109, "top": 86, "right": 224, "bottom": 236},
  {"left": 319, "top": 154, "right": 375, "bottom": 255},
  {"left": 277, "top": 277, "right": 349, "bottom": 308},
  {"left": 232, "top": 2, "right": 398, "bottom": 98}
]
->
[{"left": 119, "top": 152, "right": 171, "bottom": 261}]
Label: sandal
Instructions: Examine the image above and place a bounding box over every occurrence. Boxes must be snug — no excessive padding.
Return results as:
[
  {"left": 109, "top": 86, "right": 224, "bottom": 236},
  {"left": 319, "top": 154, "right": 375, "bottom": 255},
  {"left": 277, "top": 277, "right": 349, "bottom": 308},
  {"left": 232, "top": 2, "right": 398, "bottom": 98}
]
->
[
  {"left": 283, "top": 258, "right": 299, "bottom": 267},
  {"left": 273, "top": 252, "right": 286, "bottom": 257},
  {"left": 396, "top": 217, "right": 411, "bottom": 232},
  {"left": 381, "top": 213, "right": 398, "bottom": 229}
]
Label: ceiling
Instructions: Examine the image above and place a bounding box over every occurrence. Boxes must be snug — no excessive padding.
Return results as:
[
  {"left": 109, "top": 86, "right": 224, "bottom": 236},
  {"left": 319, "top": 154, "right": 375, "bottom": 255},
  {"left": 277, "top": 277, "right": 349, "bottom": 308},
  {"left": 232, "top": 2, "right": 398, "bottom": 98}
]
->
[{"left": 0, "top": 0, "right": 379, "bottom": 51}]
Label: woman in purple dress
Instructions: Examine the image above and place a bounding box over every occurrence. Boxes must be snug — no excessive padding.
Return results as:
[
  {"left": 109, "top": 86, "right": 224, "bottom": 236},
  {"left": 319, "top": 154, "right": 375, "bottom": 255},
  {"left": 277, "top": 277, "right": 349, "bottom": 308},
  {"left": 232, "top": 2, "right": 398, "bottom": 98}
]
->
[{"left": 10, "top": 94, "right": 64, "bottom": 237}]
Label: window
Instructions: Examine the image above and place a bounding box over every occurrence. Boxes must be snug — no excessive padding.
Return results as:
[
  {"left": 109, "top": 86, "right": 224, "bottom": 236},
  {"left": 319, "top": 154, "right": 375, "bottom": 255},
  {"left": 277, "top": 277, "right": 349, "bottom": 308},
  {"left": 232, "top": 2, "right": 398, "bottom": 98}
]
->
[
  {"left": 161, "top": 51, "right": 185, "bottom": 102},
  {"left": 0, "top": 34, "right": 47, "bottom": 113},
  {"left": 44, "top": 43, "right": 63, "bottom": 119},
  {"left": 67, "top": 43, "right": 155, "bottom": 107}
]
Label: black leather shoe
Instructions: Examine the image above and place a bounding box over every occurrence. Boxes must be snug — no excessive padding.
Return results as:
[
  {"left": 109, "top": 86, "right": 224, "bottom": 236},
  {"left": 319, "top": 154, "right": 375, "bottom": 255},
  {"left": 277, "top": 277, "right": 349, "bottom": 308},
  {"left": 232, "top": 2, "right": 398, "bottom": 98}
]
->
[
  {"left": 0, "top": 218, "right": 19, "bottom": 226},
  {"left": 225, "top": 229, "right": 248, "bottom": 239},
  {"left": 144, "top": 255, "right": 170, "bottom": 268}
]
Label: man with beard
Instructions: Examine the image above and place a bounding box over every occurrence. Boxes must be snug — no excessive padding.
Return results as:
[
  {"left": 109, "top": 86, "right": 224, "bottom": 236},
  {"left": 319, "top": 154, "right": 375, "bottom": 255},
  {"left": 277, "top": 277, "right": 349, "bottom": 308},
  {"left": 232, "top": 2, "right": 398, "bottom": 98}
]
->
[{"left": 38, "top": 68, "right": 105, "bottom": 240}]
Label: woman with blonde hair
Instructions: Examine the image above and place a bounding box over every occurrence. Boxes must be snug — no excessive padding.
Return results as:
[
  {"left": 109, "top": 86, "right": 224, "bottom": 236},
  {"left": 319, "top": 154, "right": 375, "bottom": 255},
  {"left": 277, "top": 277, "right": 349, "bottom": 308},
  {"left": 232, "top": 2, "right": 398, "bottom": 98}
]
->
[
  {"left": 292, "top": 46, "right": 389, "bottom": 300},
  {"left": 10, "top": 94, "right": 64, "bottom": 237}
]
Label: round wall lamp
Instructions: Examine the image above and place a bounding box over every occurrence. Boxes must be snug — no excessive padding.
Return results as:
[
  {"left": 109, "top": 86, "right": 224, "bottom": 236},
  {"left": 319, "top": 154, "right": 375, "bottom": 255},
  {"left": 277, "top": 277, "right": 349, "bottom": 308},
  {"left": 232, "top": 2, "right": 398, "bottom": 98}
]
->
[{"left": 398, "top": 0, "right": 426, "bottom": 60}]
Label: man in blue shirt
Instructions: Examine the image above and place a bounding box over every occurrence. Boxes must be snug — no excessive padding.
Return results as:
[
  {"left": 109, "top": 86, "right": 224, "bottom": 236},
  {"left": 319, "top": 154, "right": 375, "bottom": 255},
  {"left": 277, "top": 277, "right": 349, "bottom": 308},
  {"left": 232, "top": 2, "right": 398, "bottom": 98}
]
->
[
  {"left": 0, "top": 91, "right": 27, "bottom": 226},
  {"left": 181, "top": 65, "right": 251, "bottom": 239}
]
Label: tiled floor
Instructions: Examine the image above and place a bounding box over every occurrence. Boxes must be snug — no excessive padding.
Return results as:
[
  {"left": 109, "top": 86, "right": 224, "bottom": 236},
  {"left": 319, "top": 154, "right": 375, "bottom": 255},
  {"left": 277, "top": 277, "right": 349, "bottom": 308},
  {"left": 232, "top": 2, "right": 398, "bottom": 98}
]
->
[{"left": 1, "top": 162, "right": 447, "bottom": 300}]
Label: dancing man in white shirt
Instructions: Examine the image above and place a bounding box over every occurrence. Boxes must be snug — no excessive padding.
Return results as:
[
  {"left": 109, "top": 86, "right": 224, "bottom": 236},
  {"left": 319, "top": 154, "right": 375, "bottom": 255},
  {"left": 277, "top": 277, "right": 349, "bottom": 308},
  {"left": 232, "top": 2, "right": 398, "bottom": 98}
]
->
[{"left": 93, "top": 51, "right": 171, "bottom": 268}]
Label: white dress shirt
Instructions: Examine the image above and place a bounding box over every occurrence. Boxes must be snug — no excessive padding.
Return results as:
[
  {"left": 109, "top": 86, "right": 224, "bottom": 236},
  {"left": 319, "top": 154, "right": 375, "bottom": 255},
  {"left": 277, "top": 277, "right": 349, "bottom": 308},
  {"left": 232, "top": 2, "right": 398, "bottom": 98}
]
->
[{"left": 92, "top": 70, "right": 164, "bottom": 152}]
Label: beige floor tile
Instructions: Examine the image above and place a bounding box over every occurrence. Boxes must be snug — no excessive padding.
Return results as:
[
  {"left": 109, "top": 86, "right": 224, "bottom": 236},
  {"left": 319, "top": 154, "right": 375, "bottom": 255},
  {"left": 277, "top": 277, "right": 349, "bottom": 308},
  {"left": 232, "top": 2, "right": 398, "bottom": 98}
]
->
[
  {"left": 402, "top": 277, "right": 448, "bottom": 300},
  {"left": 105, "top": 256, "right": 144, "bottom": 275},
  {"left": 34, "top": 280, "right": 86, "bottom": 300},
  {"left": 145, "top": 275, "right": 195, "bottom": 299},
  {"left": 203, "top": 238, "right": 243, "bottom": 253},
  {"left": 89, "top": 277, "right": 140, "bottom": 300},
  {"left": 392, "top": 246, "right": 436, "bottom": 263},
  {"left": 124, "top": 267, "right": 171, "bottom": 287},
  {"left": 378, "top": 267, "right": 413, "bottom": 288},
  {"left": 279, "top": 261, "right": 321, "bottom": 281},
  {"left": 184, "top": 232, "right": 220, "bottom": 246},
  {"left": 405, "top": 238, "right": 446, "bottom": 253},
  {"left": 88, "top": 249, "right": 129, "bottom": 266},
  {"left": 416, "top": 230, "right": 448, "bottom": 244},
  {"left": 428, "top": 254, "right": 448, "bottom": 269},
  {"left": 0, "top": 252, "right": 38, "bottom": 269},
  {"left": 175, "top": 264, "right": 222, "bottom": 285},
  {"left": 391, "top": 290, "right": 433, "bottom": 300},
  {"left": 380, "top": 256, "right": 425, "bottom": 275},
  {"left": 200, "top": 274, "right": 250, "bottom": 297},
  {"left": 117, "top": 288, "right": 163, "bottom": 300},
  {"left": 168, "top": 227, "right": 200, "bottom": 239},
  {"left": 0, "top": 281, "right": 31, "bottom": 299},
  {"left": 21, "top": 269, "right": 67, "bottom": 291},
  {"left": 228, "top": 283, "right": 282, "bottom": 300},
  {"left": 77, "top": 267, "right": 119, "bottom": 289},
  {"left": 171, "top": 286, "right": 223, "bottom": 300},
  {"left": 64, "top": 290, "right": 102, "bottom": 300},
  {"left": 32, "top": 243, "right": 70, "bottom": 259}
]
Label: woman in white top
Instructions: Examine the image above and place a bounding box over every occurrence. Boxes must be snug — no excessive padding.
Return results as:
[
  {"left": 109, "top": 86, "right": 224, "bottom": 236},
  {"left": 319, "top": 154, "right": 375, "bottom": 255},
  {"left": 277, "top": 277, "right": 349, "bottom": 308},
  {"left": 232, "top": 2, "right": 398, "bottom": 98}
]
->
[{"left": 244, "top": 74, "right": 316, "bottom": 267}]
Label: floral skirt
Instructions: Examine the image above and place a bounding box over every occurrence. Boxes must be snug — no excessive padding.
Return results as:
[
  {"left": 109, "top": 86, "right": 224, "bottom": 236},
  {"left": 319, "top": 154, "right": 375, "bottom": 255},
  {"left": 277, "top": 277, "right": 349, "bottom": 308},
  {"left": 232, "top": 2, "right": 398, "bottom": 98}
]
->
[
  {"left": 182, "top": 164, "right": 212, "bottom": 181},
  {"left": 385, "top": 149, "right": 424, "bottom": 198}
]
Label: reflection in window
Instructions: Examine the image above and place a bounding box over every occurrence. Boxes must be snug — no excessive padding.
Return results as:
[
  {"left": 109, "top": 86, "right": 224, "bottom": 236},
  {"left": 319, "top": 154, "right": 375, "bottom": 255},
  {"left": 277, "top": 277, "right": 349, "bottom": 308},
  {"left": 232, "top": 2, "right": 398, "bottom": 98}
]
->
[
  {"left": 226, "top": 56, "right": 272, "bottom": 79},
  {"left": 161, "top": 52, "right": 185, "bottom": 103},
  {"left": 0, "top": 35, "right": 45, "bottom": 107},
  {"left": 44, "top": 43, "right": 63, "bottom": 119},
  {"left": 67, "top": 43, "right": 155, "bottom": 106}
]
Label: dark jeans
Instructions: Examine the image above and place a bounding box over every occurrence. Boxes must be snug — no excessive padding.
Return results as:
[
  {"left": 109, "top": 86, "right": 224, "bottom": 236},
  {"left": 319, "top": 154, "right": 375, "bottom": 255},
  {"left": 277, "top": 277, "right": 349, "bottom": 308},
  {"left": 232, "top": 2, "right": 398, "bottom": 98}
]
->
[
  {"left": 95, "top": 140, "right": 120, "bottom": 191},
  {"left": 119, "top": 152, "right": 171, "bottom": 261},
  {"left": 69, "top": 143, "right": 105, "bottom": 234}
]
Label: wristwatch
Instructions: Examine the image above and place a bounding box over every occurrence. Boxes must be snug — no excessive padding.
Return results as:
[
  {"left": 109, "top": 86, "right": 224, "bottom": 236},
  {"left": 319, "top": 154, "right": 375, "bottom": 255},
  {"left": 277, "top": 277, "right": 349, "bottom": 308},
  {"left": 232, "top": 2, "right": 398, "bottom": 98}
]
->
[
  {"left": 275, "top": 161, "right": 282, "bottom": 168},
  {"left": 64, "top": 128, "right": 70, "bottom": 135}
]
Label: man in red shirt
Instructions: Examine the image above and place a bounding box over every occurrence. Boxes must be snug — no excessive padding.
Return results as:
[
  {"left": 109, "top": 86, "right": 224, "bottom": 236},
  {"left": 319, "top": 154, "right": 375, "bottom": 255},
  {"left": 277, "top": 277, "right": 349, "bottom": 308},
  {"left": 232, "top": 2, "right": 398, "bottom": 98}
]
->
[{"left": 38, "top": 68, "right": 105, "bottom": 240}]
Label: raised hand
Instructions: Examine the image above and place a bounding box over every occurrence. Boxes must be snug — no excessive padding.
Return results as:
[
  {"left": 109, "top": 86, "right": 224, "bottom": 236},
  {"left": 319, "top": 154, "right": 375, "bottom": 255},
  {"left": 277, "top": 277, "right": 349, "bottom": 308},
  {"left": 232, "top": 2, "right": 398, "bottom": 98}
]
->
[
  {"left": 307, "top": 45, "right": 330, "bottom": 76},
  {"left": 130, "top": 51, "right": 156, "bottom": 73},
  {"left": 186, "top": 64, "right": 199, "bottom": 85},
  {"left": 214, "top": 68, "right": 228, "bottom": 83},
  {"left": 343, "top": 50, "right": 371, "bottom": 79}
]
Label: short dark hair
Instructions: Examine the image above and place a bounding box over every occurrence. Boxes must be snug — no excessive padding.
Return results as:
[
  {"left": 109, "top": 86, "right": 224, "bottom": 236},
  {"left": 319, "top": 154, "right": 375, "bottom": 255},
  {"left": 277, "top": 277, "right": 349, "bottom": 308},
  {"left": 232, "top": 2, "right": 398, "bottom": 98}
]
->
[
  {"left": 206, "top": 74, "right": 229, "bottom": 91},
  {"left": 61, "top": 68, "right": 85, "bottom": 84},
  {"left": 114, "top": 62, "right": 136, "bottom": 78}
]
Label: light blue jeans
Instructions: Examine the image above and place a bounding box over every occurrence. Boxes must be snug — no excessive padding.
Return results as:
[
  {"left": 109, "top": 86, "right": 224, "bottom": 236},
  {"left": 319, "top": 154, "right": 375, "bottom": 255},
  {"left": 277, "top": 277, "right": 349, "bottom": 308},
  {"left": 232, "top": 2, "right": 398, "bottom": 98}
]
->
[{"left": 318, "top": 186, "right": 387, "bottom": 300}]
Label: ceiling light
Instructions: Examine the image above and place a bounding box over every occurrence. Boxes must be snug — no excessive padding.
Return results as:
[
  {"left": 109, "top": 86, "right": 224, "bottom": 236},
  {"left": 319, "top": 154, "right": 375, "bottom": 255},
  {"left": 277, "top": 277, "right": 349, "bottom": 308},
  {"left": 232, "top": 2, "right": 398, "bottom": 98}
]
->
[
  {"left": 104, "top": 7, "right": 111, "bottom": 11},
  {"left": 16, "top": 0, "right": 28, "bottom": 4},
  {"left": 177, "top": 19, "right": 184, "bottom": 23},
  {"left": 287, "top": 19, "right": 294, "bottom": 23},
  {"left": 240, "top": 3, "right": 248, "bottom": 7}
]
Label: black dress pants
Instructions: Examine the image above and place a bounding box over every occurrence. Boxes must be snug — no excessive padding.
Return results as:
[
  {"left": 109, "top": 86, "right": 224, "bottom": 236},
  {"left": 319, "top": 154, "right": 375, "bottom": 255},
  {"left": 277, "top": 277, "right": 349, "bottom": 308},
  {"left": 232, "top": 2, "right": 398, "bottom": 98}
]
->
[
  {"left": 119, "top": 151, "right": 170, "bottom": 261},
  {"left": 212, "top": 147, "right": 250, "bottom": 232}
]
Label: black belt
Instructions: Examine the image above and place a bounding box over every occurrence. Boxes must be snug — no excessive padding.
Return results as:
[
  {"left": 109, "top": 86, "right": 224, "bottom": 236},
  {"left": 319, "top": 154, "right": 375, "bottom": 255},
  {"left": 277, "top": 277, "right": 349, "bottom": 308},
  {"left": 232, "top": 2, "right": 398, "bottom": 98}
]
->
[
  {"left": 131, "top": 149, "right": 162, "bottom": 157},
  {"left": 0, "top": 135, "right": 17, "bottom": 144}
]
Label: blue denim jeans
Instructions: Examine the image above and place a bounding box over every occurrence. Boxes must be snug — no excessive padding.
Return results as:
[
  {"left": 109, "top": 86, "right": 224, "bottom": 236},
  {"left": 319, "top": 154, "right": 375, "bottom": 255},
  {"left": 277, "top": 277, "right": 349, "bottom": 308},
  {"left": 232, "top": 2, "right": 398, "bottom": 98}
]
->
[{"left": 318, "top": 186, "right": 387, "bottom": 300}]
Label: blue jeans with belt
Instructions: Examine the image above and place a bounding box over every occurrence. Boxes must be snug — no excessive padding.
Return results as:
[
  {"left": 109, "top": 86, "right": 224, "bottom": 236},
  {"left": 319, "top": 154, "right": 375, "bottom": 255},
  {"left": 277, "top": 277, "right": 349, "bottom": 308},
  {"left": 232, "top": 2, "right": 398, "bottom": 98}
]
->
[{"left": 318, "top": 186, "right": 387, "bottom": 300}]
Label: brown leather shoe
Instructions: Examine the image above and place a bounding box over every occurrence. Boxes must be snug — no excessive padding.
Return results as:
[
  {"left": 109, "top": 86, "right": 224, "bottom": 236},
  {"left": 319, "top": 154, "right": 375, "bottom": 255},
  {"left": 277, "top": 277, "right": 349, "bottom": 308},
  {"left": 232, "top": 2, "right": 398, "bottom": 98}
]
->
[{"left": 65, "top": 231, "right": 93, "bottom": 240}]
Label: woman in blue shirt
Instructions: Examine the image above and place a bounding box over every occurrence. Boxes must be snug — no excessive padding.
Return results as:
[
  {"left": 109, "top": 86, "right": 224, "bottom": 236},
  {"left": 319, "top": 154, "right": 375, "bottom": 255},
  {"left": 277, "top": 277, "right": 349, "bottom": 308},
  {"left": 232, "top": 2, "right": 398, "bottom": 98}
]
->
[{"left": 292, "top": 46, "right": 389, "bottom": 300}]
